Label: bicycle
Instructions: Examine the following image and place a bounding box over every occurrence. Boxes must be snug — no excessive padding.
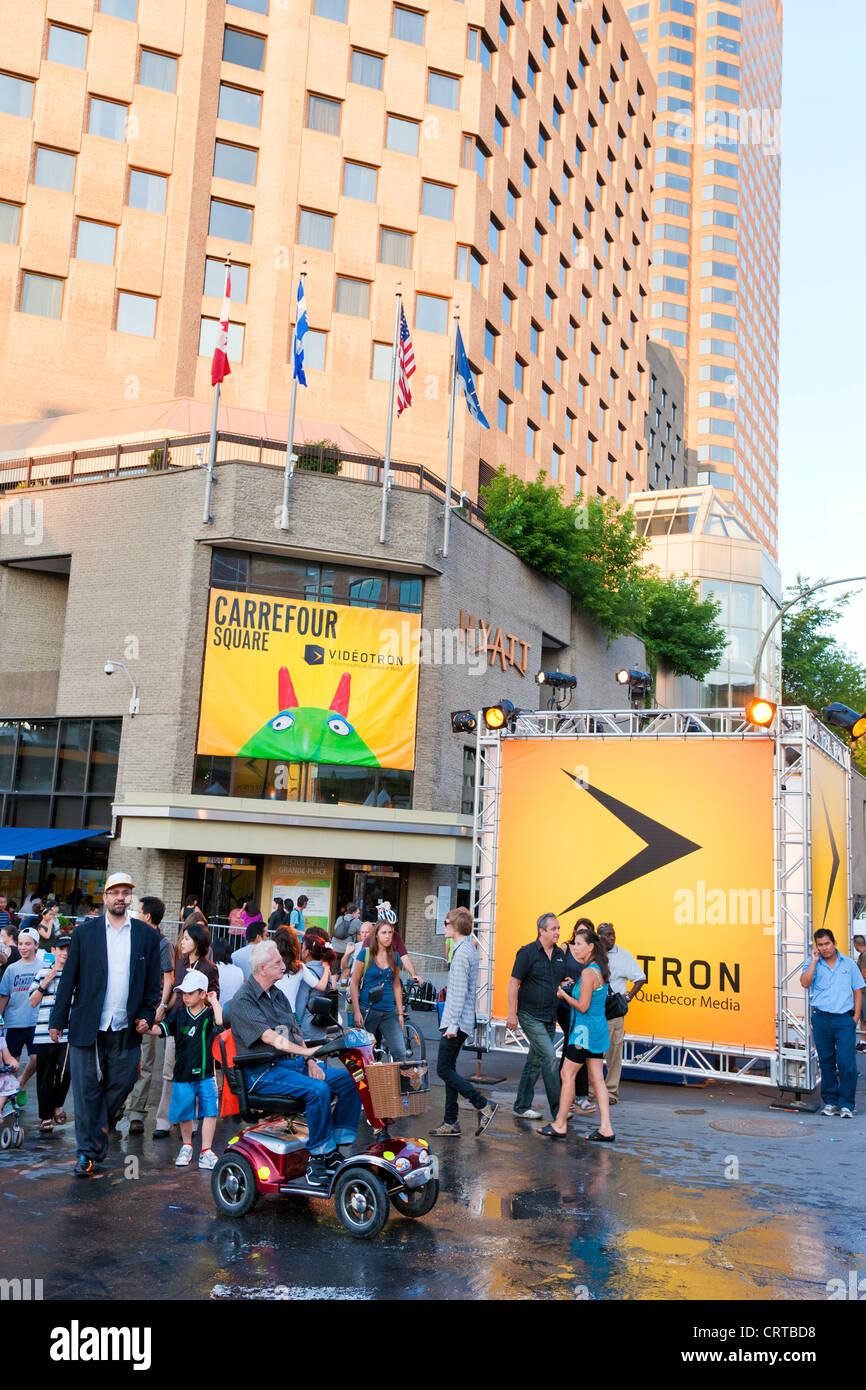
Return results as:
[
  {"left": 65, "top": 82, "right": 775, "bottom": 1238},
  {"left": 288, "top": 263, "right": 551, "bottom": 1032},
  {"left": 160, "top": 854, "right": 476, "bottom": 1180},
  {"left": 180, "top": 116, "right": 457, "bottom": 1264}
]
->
[{"left": 358, "top": 981, "right": 427, "bottom": 1064}]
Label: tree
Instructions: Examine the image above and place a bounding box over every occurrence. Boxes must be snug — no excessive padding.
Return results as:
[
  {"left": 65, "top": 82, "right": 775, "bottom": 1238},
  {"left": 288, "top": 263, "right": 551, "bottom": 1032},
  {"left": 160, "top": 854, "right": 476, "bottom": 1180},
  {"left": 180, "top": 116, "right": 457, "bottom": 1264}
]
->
[
  {"left": 480, "top": 467, "right": 725, "bottom": 678},
  {"left": 781, "top": 577, "right": 866, "bottom": 773},
  {"left": 640, "top": 575, "right": 727, "bottom": 681}
]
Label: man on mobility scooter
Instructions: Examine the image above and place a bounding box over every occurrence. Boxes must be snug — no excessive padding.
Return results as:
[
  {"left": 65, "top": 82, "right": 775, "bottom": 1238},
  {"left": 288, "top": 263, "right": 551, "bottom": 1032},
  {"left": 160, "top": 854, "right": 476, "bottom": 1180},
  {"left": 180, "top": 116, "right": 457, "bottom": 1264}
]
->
[{"left": 229, "top": 939, "right": 361, "bottom": 1187}]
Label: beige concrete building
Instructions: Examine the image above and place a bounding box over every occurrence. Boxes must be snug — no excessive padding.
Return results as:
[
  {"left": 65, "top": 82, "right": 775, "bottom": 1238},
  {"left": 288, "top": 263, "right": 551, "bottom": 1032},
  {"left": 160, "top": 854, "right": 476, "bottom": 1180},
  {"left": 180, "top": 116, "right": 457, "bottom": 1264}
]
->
[
  {"left": 0, "top": 0, "right": 655, "bottom": 507},
  {"left": 628, "top": 0, "right": 781, "bottom": 553}
]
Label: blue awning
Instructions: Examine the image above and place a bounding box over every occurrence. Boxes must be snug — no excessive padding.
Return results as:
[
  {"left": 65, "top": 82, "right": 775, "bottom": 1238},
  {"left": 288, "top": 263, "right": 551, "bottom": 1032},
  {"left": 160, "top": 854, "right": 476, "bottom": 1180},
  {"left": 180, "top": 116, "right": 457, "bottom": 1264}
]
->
[{"left": 0, "top": 828, "right": 105, "bottom": 861}]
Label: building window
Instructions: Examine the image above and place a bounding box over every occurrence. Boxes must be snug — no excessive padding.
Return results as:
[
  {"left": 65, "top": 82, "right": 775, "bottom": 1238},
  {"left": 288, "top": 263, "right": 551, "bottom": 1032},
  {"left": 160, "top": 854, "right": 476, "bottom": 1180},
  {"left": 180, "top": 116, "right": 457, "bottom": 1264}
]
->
[
  {"left": 0, "top": 202, "right": 21, "bottom": 244},
  {"left": 139, "top": 50, "right": 178, "bottom": 92},
  {"left": 336, "top": 277, "right": 370, "bottom": 317},
  {"left": 219, "top": 83, "right": 262, "bottom": 127},
  {"left": 223, "top": 28, "right": 266, "bottom": 71},
  {"left": 88, "top": 98, "right": 127, "bottom": 141},
  {"left": 99, "top": 0, "right": 137, "bottom": 17},
  {"left": 34, "top": 148, "right": 76, "bottom": 193},
  {"left": 416, "top": 293, "right": 448, "bottom": 333},
  {"left": 21, "top": 272, "right": 63, "bottom": 319},
  {"left": 198, "top": 317, "right": 245, "bottom": 361},
  {"left": 421, "top": 181, "right": 454, "bottom": 219},
  {"left": 514, "top": 358, "right": 524, "bottom": 392},
  {"left": 305, "top": 329, "right": 326, "bottom": 370},
  {"left": 428, "top": 71, "right": 459, "bottom": 108},
  {"left": 75, "top": 220, "right": 117, "bottom": 265},
  {"left": 204, "top": 257, "right": 249, "bottom": 302},
  {"left": 502, "top": 289, "right": 514, "bottom": 324},
  {"left": 116, "top": 291, "right": 157, "bottom": 337},
  {"left": 386, "top": 114, "right": 419, "bottom": 154},
  {"left": 526, "top": 422, "right": 538, "bottom": 458},
  {"left": 0, "top": 75, "right": 34, "bottom": 119},
  {"left": 47, "top": 25, "right": 88, "bottom": 68},
  {"left": 498, "top": 394, "right": 509, "bottom": 431},
  {"left": 379, "top": 227, "right": 413, "bottom": 268},
  {"left": 208, "top": 198, "right": 253, "bottom": 242},
  {"left": 393, "top": 6, "right": 425, "bottom": 43},
  {"left": 518, "top": 254, "right": 529, "bottom": 290},
  {"left": 298, "top": 209, "right": 334, "bottom": 250},
  {"left": 128, "top": 169, "right": 167, "bottom": 212},
  {"left": 343, "top": 161, "right": 377, "bottom": 201},
  {"left": 351, "top": 50, "right": 384, "bottom": 89},
  {"left": 484, "top": 323, "right": 497, "bottom": 363},
  {"left": 372, "top": 342, "right": 393, "bottom": 380},
  {"left": 213, "top": 140, "right": 258, "bottom": 185},
  {"left": 314, "top": 0, "right": 346, "bottom": 17}
]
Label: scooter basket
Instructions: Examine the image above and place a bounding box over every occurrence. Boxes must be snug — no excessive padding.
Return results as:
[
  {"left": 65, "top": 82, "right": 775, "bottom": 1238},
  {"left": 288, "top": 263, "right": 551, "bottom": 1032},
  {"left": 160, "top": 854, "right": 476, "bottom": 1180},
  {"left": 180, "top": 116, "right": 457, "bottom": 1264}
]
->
[{"left": 366, "top": 1061, "right": 429, "bottom": 1118}]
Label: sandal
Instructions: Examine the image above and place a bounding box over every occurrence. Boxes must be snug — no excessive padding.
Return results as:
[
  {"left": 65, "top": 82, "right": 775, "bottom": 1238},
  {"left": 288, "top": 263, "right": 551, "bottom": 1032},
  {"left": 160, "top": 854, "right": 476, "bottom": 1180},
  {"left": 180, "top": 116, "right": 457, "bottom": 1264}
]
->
[
  {"left": 573, "top": 1099, "right": 596, "bottom": 1113},
  {"left": 537, "top": 1123, "right": 568, "bottom": 1140},
  {"left": 40, "top": 1119, "right": 54, "bottom": 1135},
  {"left": 584, "top": 1129, "right": 615, "bottom": 1143},
  {"left": 54, "top": 1109, "right": 67, "bottom": 1125}
]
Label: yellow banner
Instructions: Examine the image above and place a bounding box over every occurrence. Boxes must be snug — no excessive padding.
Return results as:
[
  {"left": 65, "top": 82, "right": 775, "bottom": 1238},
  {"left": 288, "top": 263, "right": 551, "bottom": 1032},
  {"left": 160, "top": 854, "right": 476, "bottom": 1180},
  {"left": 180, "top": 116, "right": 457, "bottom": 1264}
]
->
[
  {"left": 494, "top": 738, "right": 776, "bottom": 1049},
  {"left": 197, "top": 588, "right": 420, "bottom": 770},
  {"left": 810, "top": 749, "right": 849, "bottom": 942}
]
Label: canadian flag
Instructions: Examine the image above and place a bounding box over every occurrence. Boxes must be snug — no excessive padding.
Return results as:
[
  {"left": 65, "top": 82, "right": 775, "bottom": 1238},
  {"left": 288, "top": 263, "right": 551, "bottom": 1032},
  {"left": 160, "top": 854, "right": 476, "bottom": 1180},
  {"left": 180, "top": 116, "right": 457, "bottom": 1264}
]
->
[{"left": 211, "top": 262, "right": 231, "bottom": 387}]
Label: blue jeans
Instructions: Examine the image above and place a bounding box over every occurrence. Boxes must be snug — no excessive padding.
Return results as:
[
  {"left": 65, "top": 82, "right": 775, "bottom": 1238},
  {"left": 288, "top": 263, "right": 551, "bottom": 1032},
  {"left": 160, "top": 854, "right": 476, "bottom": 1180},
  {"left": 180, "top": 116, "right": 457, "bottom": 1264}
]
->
[
  {"left": 515, "top": 1012, "right": 561, "bottom": 1116},
  {"left": 247, "top": 1058, "right": 362, "bottom": 1156},
  {"left": 812, "top": 1009, "right": 858, "bottom": 1111},
  {"left": 364, "top": 1007, "right": 407, "bottom": 1061}
]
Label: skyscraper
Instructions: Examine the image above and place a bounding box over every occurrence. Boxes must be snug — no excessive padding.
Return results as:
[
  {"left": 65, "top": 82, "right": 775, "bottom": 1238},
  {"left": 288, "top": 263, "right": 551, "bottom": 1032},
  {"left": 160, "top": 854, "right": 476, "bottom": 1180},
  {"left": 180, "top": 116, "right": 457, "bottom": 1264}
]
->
[{"left": 628, "top": 0, "right": 782, "bottom": 555}]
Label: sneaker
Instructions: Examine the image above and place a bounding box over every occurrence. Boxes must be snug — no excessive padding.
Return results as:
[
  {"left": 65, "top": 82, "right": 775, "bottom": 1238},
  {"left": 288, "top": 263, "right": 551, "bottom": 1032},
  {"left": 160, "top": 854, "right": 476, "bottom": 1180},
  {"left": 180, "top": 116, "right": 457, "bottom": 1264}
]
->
[
  {"left": 429, "top": 1121, "right": 461, "bottom": 1137},
  {"left": 198, "top": 1148, "right": 218, "bottom": 1169},
  {"left": 305, "top": 1155, "right": 331, "bottom": 1187},
  {"left": 840, "top": 1108, "right": 854, "bottom": 1120},
  {"left": 475, "top": 1102, "right": 499, "bottom": 1135},
  {"left": 127, "top": 1119, "right": 145, "bottom": 1135},
  {"left": 73, "top": 1154, "right": 94, "bottom": 1179},
  {"left": 512, "top": 1107, "right": 543, "bottom": 1120},
  {"left": 821, "top": 1104, "right": 840, "bottom": 1117},
  {"left": 175, "top": 1144, "right": 194, "bottom": 1167},
  {"left": 153, "top": 1128, "right": 171, "bottom": 1139},
  {"left": 324, "top": 1149, "right": 343, "bottom": 1171}
]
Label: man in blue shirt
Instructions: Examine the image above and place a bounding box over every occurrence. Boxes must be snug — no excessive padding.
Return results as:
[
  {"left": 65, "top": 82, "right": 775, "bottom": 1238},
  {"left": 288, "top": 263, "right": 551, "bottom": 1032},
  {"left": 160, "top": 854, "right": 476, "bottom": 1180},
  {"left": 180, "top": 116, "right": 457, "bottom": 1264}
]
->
[{"left": 800, "top": 928, "right": 863, "bottom": 1118}]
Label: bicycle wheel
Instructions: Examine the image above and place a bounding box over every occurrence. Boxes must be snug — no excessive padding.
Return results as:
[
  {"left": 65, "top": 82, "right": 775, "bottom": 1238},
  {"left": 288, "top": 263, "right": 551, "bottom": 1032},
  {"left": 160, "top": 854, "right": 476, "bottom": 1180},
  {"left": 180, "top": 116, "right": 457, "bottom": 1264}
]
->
[{"left": 403, "top": 1021, "right": 426, "bottom": 1063}]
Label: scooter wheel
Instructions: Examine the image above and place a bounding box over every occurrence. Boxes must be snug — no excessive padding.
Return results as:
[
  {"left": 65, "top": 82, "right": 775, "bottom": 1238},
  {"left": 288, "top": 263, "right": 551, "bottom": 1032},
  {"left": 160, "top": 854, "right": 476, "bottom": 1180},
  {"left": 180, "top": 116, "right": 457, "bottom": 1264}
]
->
[
  {"left": 12, "top": 1127, "right": 23, "bottom": 1149},
  {"left": 211, "top": 1153, "right": 258, "bottom": 1217},
  {"left": 333, "top": 1168, "right": 389, "bottom": 1239},
  {"left": 389, "top": 1178, "right": 439, "bottom": 1219},
  {"left": 0, "top": 1124, "right": 12, "bottom": 1151}
]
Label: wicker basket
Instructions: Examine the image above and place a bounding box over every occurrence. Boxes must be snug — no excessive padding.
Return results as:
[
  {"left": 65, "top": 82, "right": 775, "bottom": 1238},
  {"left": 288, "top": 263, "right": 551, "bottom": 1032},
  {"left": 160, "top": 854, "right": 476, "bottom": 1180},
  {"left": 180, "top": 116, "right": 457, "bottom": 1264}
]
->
[{"left": 366, "top": 1061, "right": 429, "bottom": 1119}]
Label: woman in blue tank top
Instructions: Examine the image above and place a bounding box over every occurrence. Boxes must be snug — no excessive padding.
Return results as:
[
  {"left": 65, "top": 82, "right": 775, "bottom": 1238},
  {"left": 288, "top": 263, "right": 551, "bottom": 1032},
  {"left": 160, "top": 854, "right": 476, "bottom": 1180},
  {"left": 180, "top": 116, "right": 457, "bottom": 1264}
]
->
[{"left": 537, "top": 928, "right": 615, "bottom": 1143}]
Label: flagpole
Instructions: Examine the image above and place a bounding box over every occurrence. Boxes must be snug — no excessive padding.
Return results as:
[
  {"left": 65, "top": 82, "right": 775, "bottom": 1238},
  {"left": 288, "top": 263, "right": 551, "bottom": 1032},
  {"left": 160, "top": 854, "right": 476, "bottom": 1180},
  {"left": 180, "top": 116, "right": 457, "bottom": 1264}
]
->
[
  {"left": 203, "top": 250, "right": 231, "bottom": 525},
  {"left": 379, "top": 283, "right": 402, "bottom": 546},
  {"left": 442, "top": 304, "right": 460, "bottom": 559},
  {"left": 280, "top": 260, "right": 307, "bottom": 533}
]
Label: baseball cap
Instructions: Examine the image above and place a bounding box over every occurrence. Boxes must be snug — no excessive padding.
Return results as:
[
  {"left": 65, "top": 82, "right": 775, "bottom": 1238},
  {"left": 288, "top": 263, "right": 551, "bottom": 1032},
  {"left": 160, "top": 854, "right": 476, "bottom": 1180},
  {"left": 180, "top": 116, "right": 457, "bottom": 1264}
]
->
[
  {"left": 55, "top": 934, "right": 72, "bottom": 949},
  {"left": 104, "top": 872, "right": 135, "bottom": 891},
  {"left": 179, "top": 969, "right": 210, "bottom": 994},
  {"left": 19, "top": 927, "right": 40, "bottom": 944}
]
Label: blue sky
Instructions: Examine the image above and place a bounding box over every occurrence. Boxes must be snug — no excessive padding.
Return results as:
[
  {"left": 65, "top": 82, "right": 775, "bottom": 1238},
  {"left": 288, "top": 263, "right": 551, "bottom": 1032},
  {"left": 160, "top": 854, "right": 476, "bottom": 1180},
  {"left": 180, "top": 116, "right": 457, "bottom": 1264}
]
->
[{"left": 778, "top": 0, "right": 866, "bottom": 664}]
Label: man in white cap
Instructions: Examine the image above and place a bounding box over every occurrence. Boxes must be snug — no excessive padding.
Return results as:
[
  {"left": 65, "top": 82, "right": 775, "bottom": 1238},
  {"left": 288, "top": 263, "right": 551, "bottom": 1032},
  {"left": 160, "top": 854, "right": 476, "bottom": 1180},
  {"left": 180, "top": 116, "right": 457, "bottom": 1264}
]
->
[{"left": 49, "top": 872, "right": 161, "bottom": 1178}]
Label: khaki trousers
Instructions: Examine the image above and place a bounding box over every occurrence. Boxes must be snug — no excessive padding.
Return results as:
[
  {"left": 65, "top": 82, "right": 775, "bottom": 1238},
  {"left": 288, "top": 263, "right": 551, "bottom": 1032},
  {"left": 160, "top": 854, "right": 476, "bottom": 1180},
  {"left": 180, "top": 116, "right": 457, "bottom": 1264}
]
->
[
  {"left": 124, "top": 1033, "right": 158, "bottom": 1121},
  {"left": 155, "top": 1034, "right": 175, "bottom": 1129},
  {"left": 605, "top": 1015, "right": 625, "bottom": 1101}
]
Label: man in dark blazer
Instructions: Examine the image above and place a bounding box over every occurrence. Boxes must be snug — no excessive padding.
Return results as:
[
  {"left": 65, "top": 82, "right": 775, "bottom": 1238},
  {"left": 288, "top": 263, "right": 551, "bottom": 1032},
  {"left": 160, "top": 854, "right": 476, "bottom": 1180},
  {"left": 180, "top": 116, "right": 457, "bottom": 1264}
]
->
[{"left": 50, "top": 871, "right": 161, "bottom": 1177}]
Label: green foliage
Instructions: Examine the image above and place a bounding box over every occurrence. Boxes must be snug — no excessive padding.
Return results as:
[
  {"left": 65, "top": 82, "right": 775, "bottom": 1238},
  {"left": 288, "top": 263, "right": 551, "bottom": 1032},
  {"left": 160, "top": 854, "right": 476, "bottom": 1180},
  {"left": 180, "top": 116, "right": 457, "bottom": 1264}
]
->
[
  {"left": 295, "top": 439, "right": 341, "bottom": 475},
  {"left": 480, "top": 466, "right": 726, "bottom": 679},
  {"left": 640, "top": 575, "right": 727, "bottom": 681},
  {"left": 782, "top": 576, "right": 866, "bottom": 773}
]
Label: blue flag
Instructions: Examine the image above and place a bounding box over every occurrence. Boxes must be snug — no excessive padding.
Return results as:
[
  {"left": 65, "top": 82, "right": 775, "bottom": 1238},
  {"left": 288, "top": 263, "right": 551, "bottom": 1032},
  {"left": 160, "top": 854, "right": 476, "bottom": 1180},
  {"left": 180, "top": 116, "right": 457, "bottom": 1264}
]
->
[
  {"left": 454, "top": 326, "right": 490, "bottom": 428},
  {"left": 293, "top": 278, "right": 308, "bottom": 386}
]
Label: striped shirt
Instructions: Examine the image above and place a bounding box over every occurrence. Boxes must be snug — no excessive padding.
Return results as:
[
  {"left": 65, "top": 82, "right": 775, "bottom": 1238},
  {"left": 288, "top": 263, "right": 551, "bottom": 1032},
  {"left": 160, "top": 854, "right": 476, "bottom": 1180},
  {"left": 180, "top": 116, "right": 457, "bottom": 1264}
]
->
[{"left": 30, "top": 966, "right": 67, "bottom": 1044}]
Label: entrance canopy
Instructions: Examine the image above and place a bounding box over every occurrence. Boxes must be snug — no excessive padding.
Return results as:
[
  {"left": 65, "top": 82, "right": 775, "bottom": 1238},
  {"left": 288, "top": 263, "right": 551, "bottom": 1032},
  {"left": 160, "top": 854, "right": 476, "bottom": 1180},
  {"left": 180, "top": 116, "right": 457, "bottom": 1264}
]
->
[{"left": 0, "top": 828, "right": 102, "bottom": 862}]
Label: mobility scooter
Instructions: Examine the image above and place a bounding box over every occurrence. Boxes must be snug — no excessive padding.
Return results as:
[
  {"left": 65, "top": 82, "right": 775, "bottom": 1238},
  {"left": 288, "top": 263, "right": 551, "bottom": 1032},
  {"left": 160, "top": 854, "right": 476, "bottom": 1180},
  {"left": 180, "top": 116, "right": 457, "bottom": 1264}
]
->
[{"left": 210, "top": 996, "right": 439, "bottom": 1239}]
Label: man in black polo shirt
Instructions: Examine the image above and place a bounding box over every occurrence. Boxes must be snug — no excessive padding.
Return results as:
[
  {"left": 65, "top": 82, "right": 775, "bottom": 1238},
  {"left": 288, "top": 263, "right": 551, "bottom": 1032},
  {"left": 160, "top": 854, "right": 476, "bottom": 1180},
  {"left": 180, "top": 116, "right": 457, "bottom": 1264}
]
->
[{"left": 507, "top": 913, "right": 567, "bottom": 1120}]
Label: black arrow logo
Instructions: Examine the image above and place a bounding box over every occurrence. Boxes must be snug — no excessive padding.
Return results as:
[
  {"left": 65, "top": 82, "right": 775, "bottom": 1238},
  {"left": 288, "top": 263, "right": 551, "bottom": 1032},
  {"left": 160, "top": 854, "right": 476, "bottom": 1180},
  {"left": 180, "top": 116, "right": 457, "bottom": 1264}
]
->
[
  {"left": 559, "top": 770, "right": 702, "bottom": 914},
  {"left": 819, "top": 790, "right": 840, "bottom": 928}
]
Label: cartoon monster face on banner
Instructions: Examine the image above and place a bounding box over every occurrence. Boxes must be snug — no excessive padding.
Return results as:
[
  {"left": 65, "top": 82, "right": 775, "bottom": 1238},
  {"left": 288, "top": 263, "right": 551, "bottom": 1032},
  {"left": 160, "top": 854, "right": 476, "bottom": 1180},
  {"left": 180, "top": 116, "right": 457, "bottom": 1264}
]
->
[{"left": 238, "top": 667, "right": 380, "bottom": 766}]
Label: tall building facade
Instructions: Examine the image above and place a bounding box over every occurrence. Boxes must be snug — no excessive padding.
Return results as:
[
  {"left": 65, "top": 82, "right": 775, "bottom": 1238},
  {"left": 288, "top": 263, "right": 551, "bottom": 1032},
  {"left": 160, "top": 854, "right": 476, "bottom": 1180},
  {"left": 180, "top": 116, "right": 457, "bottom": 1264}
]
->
[
  {"left": 627, "top": 0, "right": 781, "bottom": 553},
  {"left": 0, "top": 0, "right": 655, "bottom": 507}
]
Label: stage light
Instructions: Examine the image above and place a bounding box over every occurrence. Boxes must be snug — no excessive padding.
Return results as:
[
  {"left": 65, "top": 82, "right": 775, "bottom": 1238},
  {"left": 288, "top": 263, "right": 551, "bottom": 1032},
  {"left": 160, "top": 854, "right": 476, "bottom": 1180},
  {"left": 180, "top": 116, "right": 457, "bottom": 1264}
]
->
[
  {"left": 745, "top": 696, "right": 776, "bottom": 728},
  {"left": 535, "top": 671, "right": 578, "bottom": 690},
  {"left": 450, "top": 710, "right": 477, "bottom": 734},
  {"left": 615, "top": 668, "right": 653, "bottom": 693},
  {"left": 483, "top": 700, "right": 516, "bottom": 731},
  {"left": 822, "top": 703, "right": 866, "bottom": 738}
]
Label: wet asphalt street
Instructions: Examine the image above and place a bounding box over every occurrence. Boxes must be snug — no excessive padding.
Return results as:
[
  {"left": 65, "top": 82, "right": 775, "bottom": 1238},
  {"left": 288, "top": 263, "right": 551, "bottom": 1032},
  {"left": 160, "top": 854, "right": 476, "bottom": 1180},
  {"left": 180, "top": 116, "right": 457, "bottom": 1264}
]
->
[{"left": 3, "top": 1040, "right": 864, "bottom": 1302}]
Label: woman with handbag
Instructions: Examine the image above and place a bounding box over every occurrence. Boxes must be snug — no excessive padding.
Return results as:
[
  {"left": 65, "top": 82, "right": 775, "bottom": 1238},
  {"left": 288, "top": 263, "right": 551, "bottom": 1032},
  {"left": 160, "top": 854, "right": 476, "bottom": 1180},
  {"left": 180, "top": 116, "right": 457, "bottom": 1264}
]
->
[
  {"left": 538, "top": 929, "right": 615, "bottom": 1143},
  {"left": 559, "top": 920, "right": 597, "bottom": 1116},
  {"left": 349, "top": 919, "right": 406, "bottom": 1061}
]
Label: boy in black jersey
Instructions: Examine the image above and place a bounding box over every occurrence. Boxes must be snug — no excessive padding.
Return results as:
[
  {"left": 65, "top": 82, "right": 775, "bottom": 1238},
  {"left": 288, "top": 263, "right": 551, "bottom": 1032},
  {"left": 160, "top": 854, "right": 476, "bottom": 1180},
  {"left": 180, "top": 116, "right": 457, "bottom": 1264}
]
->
[{"left": 150, "top": 969, "right": 224, "bottom": 1169}]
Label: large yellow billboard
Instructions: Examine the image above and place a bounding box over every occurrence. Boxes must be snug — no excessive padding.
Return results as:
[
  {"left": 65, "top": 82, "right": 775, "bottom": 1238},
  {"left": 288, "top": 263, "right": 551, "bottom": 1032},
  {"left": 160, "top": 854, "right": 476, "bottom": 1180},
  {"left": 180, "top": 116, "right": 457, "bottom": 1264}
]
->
[
  {"left": 197, "top": 588, "right": 420, "bottom": 770},
  {"left": 493, "top": 738, "right": 776, "bottom": 1049},
  {"left": 810, "top": 749, "right": 849, "bottom": 942}
]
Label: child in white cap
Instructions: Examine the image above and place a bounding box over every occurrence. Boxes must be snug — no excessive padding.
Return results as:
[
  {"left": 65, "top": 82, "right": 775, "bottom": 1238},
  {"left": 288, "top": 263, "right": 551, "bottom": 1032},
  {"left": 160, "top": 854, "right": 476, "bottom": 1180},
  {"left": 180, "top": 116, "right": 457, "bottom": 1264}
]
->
[{"left": 148, "top": 970, "right": 224, "bottom": 1168}]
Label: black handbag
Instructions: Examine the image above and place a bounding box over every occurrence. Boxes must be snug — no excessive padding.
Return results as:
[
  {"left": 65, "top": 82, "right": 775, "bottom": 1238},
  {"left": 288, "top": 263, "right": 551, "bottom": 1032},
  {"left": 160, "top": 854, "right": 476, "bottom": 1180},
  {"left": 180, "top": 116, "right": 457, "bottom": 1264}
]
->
[{"left": 605, "top": 988, "right": 629, "bottom": 1020}]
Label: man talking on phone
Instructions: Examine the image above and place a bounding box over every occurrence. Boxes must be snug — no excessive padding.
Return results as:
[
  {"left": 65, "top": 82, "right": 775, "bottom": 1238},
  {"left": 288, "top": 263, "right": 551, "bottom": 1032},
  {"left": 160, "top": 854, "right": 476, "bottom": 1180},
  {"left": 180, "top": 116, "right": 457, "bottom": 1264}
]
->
[{"left": 800, "top": 928, "right": 863, "bottom": 1120}]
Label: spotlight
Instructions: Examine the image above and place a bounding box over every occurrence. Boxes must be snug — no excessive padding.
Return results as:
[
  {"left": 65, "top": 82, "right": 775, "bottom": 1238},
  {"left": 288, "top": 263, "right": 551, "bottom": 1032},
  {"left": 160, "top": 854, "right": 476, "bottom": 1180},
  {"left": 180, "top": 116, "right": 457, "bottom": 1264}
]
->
[
  {"left": 744, "top": 696, "right": 776, "bottom": 728},
  {"left": 536, "top": 671, "right": 578, "bottom": 689},
  {"left": 450, "top": 710, "right": 478, "bottom": 734},
  {"left": 822, "top": 703, "right": 866, "bottom": 739},
  {"left": 615, "top": 668, "right": 652, "bottom": 693},
  {"left": 483, "top": 700, "right": 516, "bottom": 731}
]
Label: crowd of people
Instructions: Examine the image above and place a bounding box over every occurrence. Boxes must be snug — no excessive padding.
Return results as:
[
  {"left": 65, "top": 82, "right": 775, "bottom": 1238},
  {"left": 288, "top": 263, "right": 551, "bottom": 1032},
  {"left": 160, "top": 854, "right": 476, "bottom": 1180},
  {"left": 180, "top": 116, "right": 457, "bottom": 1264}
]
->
[{"left": 0, "top": 880, "right": 862, "bottom": 1186}]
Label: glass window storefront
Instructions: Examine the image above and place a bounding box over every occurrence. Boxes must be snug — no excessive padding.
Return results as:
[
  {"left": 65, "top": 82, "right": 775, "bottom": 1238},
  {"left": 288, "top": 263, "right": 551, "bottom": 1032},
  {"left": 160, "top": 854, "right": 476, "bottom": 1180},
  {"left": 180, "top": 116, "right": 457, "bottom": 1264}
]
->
[
  {"left": 193, "top": 755, "right": 411, "bottom": 809},
  {"left": 211, "top": 549, "right": 424, "bottom": 613}
]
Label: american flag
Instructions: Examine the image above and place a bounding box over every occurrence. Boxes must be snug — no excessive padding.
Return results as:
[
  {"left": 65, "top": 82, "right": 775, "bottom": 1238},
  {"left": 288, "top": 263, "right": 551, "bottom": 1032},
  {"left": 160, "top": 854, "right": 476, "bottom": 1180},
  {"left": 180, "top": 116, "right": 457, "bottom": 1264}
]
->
[{"left": 396, "top": 306, "right": 416, "bottom": 417}]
